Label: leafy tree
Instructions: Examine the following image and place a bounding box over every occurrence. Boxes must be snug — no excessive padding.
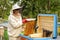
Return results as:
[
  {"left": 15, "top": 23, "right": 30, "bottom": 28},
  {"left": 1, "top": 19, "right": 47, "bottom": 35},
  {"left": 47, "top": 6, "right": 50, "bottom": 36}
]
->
[
  {"left": 21, "top": 0, "right": 60, "bottom": 19},
  {"left": 0, "top": 0, "right": 60, "bottom": 21},
  {"left": 0, "top": 0, "right": 20, "bottom": 19}
]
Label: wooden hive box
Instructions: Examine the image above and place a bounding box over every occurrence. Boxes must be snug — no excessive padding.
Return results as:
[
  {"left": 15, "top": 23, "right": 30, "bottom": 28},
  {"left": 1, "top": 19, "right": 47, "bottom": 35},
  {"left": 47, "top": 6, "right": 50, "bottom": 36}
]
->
[
  {"left": 18, "top": 14, "right": 57, "bottom": 40},
  {"left": 37, "top": 14, "right": 57, "bottom": 38}
]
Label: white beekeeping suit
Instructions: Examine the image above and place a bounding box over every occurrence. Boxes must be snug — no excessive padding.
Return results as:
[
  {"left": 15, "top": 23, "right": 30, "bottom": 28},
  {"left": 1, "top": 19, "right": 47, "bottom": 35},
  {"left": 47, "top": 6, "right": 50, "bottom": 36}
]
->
[{"left": 8, "top": 3, "right": 23, "bottom": 40}]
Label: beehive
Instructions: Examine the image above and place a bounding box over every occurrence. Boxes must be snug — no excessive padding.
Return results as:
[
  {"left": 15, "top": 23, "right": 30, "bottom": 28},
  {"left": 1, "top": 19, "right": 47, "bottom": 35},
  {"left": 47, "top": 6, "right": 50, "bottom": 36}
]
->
[
  {"left": 19, "top": 14, "right": 57, "bottom": 40},
  {"left": 37, "top": 15, "right": 54, "bottom": 37}
]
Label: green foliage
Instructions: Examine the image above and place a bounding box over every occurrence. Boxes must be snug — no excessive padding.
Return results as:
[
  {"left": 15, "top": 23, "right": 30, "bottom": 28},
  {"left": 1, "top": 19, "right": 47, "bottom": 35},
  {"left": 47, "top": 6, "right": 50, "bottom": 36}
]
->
[
  {"left": 4, "top": 29, "right": 9, "bottom": 40},
  {"left": 21, "top": 0, "right": 60, "bottom": 18},
  {"left": 0, "top": 0, "right": 60, "bottom": 21},
  {"left": 0, "top": 0, "right": 12, "bottom": 19}
]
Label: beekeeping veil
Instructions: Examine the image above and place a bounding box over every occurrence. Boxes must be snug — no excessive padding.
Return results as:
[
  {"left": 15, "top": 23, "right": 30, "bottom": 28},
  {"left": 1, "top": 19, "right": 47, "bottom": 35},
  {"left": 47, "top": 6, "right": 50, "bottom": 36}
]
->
[{"left": 10, "top": 3, "right": 22, "bottom": 15}]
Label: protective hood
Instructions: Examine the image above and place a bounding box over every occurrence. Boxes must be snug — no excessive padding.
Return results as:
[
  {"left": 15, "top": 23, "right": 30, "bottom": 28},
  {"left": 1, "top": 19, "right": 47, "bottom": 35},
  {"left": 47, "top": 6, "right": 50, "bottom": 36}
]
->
[{"left": 10, "top": 3, "right": 22, "bottom": 15}]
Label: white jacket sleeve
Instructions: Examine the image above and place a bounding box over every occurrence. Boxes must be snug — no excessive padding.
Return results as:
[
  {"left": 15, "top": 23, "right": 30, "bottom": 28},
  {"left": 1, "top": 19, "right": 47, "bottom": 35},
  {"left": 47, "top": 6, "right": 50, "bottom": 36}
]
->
[{"left": 8, "top": 15, "right": 23, "bottom": 28}]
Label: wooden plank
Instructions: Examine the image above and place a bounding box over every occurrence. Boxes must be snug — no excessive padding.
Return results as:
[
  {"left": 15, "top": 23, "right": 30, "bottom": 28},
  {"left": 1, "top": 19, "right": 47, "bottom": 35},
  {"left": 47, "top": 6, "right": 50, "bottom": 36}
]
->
[
  {"left": 37, "top": 16, "right": 54, "bottom": 31},
  {"left": 37, "top": 16, "right": 43, "bottom": 33}
]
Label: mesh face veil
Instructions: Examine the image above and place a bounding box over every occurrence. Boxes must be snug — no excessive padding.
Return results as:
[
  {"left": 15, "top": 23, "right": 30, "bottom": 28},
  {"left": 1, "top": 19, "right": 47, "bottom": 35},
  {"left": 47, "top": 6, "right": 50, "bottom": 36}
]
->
[{"left": 10, "top": 3, "right": 22, "bottom": 15}]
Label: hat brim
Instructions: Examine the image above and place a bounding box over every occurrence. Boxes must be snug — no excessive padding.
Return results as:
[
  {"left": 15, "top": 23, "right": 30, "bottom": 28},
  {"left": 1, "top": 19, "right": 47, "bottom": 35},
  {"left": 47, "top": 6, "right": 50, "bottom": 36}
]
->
[{"left": 13, "top": 8, "right": 22, "bottom": 11}]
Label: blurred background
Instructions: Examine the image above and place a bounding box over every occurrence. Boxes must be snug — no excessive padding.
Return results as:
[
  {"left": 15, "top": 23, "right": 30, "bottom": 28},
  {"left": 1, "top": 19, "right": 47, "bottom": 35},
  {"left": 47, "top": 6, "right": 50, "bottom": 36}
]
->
[{"left": 0, "top": 0, "right": 60, "bottom": 20}]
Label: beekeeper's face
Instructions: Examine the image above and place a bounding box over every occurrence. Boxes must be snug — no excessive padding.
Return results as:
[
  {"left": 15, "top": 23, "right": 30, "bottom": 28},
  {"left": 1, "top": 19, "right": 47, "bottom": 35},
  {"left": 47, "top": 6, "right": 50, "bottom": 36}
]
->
[{"left": 13, "top": 9, "right": 22, "bottom": 15}]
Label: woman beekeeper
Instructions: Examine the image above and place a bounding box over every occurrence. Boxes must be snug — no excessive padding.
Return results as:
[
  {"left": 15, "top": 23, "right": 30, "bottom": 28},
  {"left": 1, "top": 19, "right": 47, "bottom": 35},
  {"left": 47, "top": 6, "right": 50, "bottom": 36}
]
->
[{"left": 8, "top": 3, "right": 24, "bottom": 40}]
